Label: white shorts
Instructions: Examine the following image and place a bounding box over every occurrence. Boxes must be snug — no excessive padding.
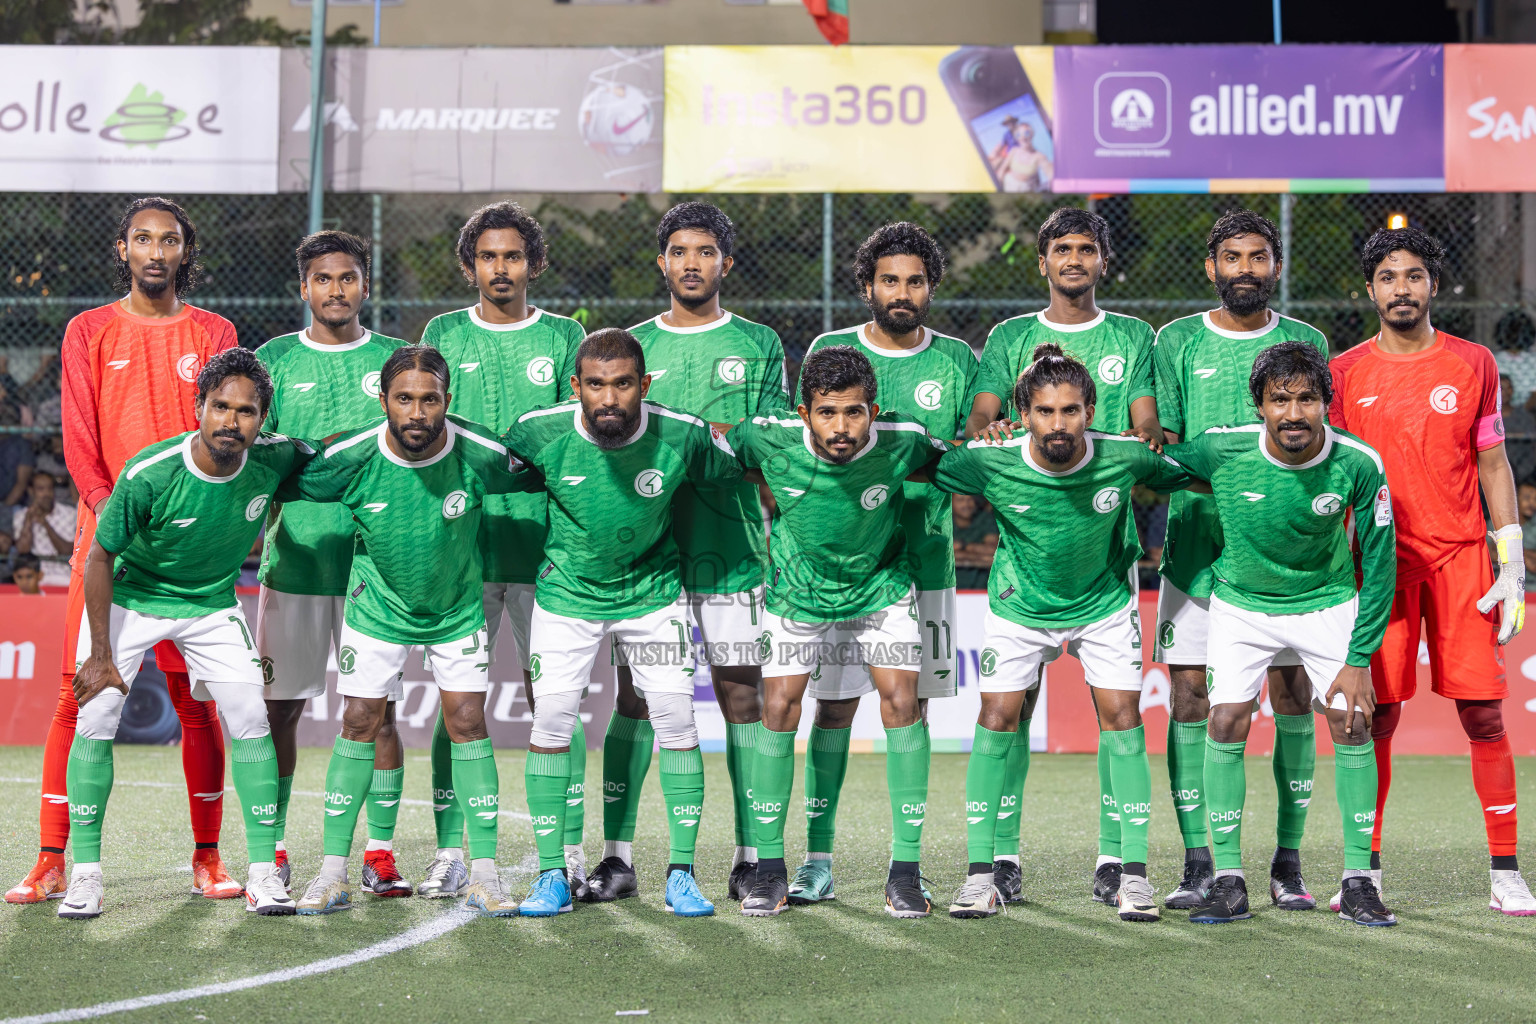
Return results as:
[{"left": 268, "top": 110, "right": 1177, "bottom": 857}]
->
[
  {"left": 807, "top": 588, "right": 957, "bottom": 700},
  {"left": 483, "top": 582, "right": 536, "bottom": 673},
  {"left": 978, "top": 599, "right": 1144, "bottom": 695},
  {"left": 761, "top": 593, "right": 922, "bottom": 678},
  {"left": 687, "top": 587, "right": 767, "bottom": 667},
  {"left": 1206, "top": 595, "right": 1358, "bottom": 711},
  {"left": 256, "top": 587, "right": 347, "bottom": 701},
  {"left": 76, "top": 603, "right": 263, "bottom": 695},
  {"left": 530, "top": 596, "right": 695, "bottom": 699},
  {"left": 1156, "top": 578, "right": 1299, "bottom": 668},
  {"left": 336, "top": 620, "right": 488, "bottom": 699}
]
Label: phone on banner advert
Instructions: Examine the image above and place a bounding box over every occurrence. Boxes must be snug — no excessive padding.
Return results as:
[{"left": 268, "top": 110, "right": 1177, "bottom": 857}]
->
[{"left": 939, "top": 46, "right": 1055, "bottom": 193}]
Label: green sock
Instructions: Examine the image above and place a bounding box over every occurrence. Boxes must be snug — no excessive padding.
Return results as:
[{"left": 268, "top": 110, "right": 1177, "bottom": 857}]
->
[
  {"left": 1169, "top": 718, "right": 1210, "bottom": 850},
  {"left": 805, "top": 725, "right": 850, "bottom": 856},
  {"left": 752, "top": 725, "right": 797, "bottom": 860},
  {"left": 450, "top": 739, "right": 499, "bottom": 861},
  {"left": 1272, "top": 712, "right": 1316, "bottom": 851},
  {"left": 322, "top": 736, "right": 375, "bottom": 858},
  {"left": 366, "top": 767, "right": 404, "bottom": 843},
  {"left": 1204, "top": 736, "right": 1248, "bottom": 871},
  {"left": 1102, "top": 725, "right": 1152, "bottom": 867},
  {"left": 992, "top": 718, "right": 1031, "bottom": 857},
  {"left": 725, "top": 721, "right": 757, "bottom": 850},
  {"left": 430, "top": 711, "right": 464, "bottom": 849},
  {"left": 274, "top": 774, "right": 294, "bottom": 846},
  {"left": 230, "top": 736, "right": 280, "bottom": 864},
  {"left": 526, "top": 750, "right": 571, "bottom": 872},
  {"left": 1334, "top": 739, "right": 1378, "bottom": 871},
  {"left": 564, "top": 716, "right": 586, "bottom": 847},
  {"left": 602, "top": 713, "right": 655, "bottom": 843},
  {"left": 659, "top": 747, "right": 706, "bottom": 866},
  {"left": 1097, "top": 734, "right": 1122, "bottom": 859},
  {"left": 65, "top": 736, "right": 114, "bottom": 864},
  {"left": 965, "top": 724, "right": 1015, "bottom": 865},
  {"left": 886, "top": 722, "right": 931, "bottom": 863}
]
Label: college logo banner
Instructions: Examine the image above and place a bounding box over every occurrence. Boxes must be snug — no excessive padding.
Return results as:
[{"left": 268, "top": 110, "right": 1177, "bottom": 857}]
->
[
  {"left": 1052, "top": 45, "right": 1445, "bottom": 193},
  {"left": 0, "top": 46, "right": 279, "bottom": 194},
  {"left": 1444, "top": 44, "right": 1536, "bottom": 192},
  {"left": 278, "top": 47, "right": 662, "bottom": 193},
  {"left": 662, "top": 45, "right": 1056, "bottom": 193}
]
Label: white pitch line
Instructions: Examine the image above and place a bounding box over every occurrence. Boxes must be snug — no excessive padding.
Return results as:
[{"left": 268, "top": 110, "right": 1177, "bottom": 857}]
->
[{"left": 0, "top": 852, "right": 540, "bottom": 1024}]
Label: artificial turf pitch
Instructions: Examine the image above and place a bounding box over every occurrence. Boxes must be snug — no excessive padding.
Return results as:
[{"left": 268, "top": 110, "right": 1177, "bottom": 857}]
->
[{"left": 1, "top": 745, "right": 1534, "bottom": 1023}]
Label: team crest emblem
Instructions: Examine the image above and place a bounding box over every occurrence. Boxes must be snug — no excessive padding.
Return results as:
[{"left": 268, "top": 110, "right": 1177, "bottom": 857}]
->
[
  {"left": 442, "top": 490, "right": 469, "bottom": 519},
  {"left": 717, "top": 357, "right": 747, "bottom": 385},
  {"left": 756, "top": 631, "right": 772, "bottom": 663},
  {"left": 529, "top": 654, "right": 542, "bottom": 682},
  {"left": 338, "top": 647, "right": 357, "bottom": 674},
  {"left": 361, "top": 371, "right": 382, "bottom": 397},
  {"left": 176, "top": 353, "right": 201, "bottom": 383},
  {"left": 1093, "top": 487, "right": 1121, "bottom": 513},
  {"left": 634, "top": 469, "right": 665, "bottom": 497},
  {"left": 1311, "top": 492, "right": 1344, "bottom": 516},
  {"left": 1158, "top": 621, "right": 1175, "bottom": 649},
  {"left": 915, "top": 380, "right": 944, "bottom": 411},
  {"left": 979, "top": 648, "right": 998, "bottom": 676},
  {"left": 860, "top": 485, "right": 889, "bottom": 510},
  {"left": 1098, "top": 356, "right": 1126, "bottom": 384},
  {"left": 245, "top": 495, "right": 269, "bottom": 521},
  {"left": 1429, "top": 384, "right": 1458, "bottom": 414},
  {"left": 260, "top": 656, "right": 274, "bottom": 688},
  {"left": 526, "top": 356, "right": 555, "bottom": 386}
]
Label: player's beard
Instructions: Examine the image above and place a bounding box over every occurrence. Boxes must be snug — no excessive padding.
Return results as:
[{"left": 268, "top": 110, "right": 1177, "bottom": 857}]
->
[
  {"left": 1275, "top": 419, "right": 1314, "bottom": 453},
  {"left": 667, "top": 269, "right": 722, "bottom": 311},
  {"left": 867, "top": 296, "right": 930, "bottom": 337},
  {"left": 1380, "top": 297, "right": 1428, "bottom": 333},
  {"left": 207, "top": 429, "right": 246, "bottom": 468},
  {"left": 314, "top": 302, "right": 357, "bottom": 331},
  {"left": 1213, "top": 269, "right": 1276, "bottom": 317},
  {"left": 1050, "top": 267, "right": 1095, "bottom": 301},
  {"left": 1038, "top": 431, "right": 1078, "bottom": 465},
  {"left": 814, "top": 430, "right": 860, "bottom": 465},
  {"left": 135, "top": 263, "right": 172, "bottom": 298},
  {"left": 587, "top": 404, "right": 639, "bottom": 449},
  {"left": 388, "top": 416, "right": 445, "bottom": 454}
]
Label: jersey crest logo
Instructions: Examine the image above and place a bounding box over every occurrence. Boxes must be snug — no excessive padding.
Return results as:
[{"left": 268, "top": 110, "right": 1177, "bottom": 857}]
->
[
  {"left": 1311, "top": 492, "right": 1344, "bottom": 516},
  {"left": 860, "top": 484, "right": 890, "bottom": 510},
  {"left": 291, "top": 382, "right": 317, "bottom": 393},
  {"left": 1093, "top": 487, "right": 1121, "bottom": 513},
  {"left": 1240, "top": 491, "right": 1266, "bottom": 501},
  {"left": 363, "top": 502, "right": 388, "bottom": 513},
  {"left": 1193, "top": 368, "right": 1218, "bottom": 379},
  {"left": 717, "top": 357, "right": 747, "bottom": 385},
  {"left": 338, "top": 646, "right": 357, "bottom": 674},
  {"left": 107, "top": 359, "right": 130, "bottom": 370},
  {"left": 634, "top": 469, "right": 666, "bottom": 498},
  {"left": 442, "top": 490, "right": 469, "bottom": 519},
  {"left": 526, "top": 357, "right": 554, "bottom": 386},
  {"left": 172, "top": 517, "right": 197, "bottom": 528},
  {"left": 176, "top": 353, "right": 201, "bottom": 382},
  {"left": 979, "top": 648, "right": 998, "bottom": 676},
  {"left": 1356, "top": 395, "right": 1379, "bottom": 407},
  {"left": 244, "top": 495, "right": 269, "bottom": 521},
  {"left": 914, "top": 380, "right": 944, "bottom": 411},
  {"left": 361, "top": 371, "right": 382, "bottom": 397},
  {"left": 1097, "top": 356, "right": 1126, "bottom": 384},
  {"left": 459, "top": 362, "right": 481, "bottom": 373},
  {"left": 1429, "top": 384, "right": 1459, "bottom": 414},
  {"left": 561, "top": 476, "right": 586, "bottom": 486}
]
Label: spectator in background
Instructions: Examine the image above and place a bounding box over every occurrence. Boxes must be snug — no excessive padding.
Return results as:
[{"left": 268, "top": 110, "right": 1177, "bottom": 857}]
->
[
  {"left": 12, "top": 553, "right": 42, "bottom": 595},
  {"left": 23, "top": 353, "right": 61, "bottom": 430},
  {"left": 13, "top": 472, "right": 74, "bottom": 588},
  {"left": 0, "top": 400, "right": 34, "bottom": 509},
  {"left": 953, "top": 492, "right": 998, "bottom": 590},
  {"left": 1521, "top": 481, "right": 1536, "bottom": 576},
  {"left": 1493, "top": 311, "right": 1536, "bottom": 411},
  {"left": 34, "top": 434, "right": 66, "bottom": 481},
  {"left": 0, "top": 527, "right": 15, "bottom": 584},
  {"left": 1502, "top": 374, "right": 1536, "bottom": 485}
]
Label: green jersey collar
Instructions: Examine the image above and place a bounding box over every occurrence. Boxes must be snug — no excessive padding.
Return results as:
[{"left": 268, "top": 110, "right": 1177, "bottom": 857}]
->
[
  {"left": 802, "top": 422, "right": 878, "bottom": 465},
  {"left": 467, "top": 305, "right": 544, "bottom": 332},
  {"left": 180, "top": 434, "right": 247, "bottom": 483},
  {"left": 298, "top": 328, "right": 375, "bottom": 353},
  {"left": 1200, "top": 309, "right": 1279, "bottom": 340},
  {"left": 648, "top": 311, "right": 732, "bottom": 335},
  {"left": 1021, "top": 432, "right": 1096, "bottom": 477},
  {"left": 375, "top": 419, "right": 458, "bottom": 469},
  {"left": 1036, "top": 308, "right": 1106, "bottom": 333},
  {"left": 1254, "top": 421, "right": 1333, "bottom": 471},
  {"left": 574, "top": 402, "right": 650, "bottom": 449},
  {"left": 857, "top": 322, "right": 933, "bottom": 358}
]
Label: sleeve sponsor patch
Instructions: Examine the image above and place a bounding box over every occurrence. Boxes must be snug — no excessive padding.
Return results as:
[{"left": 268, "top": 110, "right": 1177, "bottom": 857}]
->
[
  {"left": 708, "top": 424, "right": 736, "bottom": 456},
  {"left": 1374, "top": 484, "right": 1393, "bottom": 527}
]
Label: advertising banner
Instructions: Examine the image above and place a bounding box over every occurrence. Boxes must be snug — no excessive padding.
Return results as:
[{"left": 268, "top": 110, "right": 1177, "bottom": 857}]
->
[
  {"left": 1052, "top": 44, "right": 1445, "bottom": 193},
  {"left": 1443, "top": 44, "right": 1536, "bottom": 192},
  {"left": 662, "top": 45, "right": 1056, "bottom": 193},
  {"left": 0, "top": 46, "right": 280, "bottom": 194},
  {"left": 278, "top": 47, "right": 662, "bottom": 193}
]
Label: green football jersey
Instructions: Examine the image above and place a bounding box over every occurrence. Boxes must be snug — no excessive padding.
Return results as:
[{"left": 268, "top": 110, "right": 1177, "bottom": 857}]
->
[
  {"left": 628, "top": 311, "right": 787, "bottom": 594},
  {"left": 255, "top": 329, "right": 401, "bottom": 597},
  {"left": 1153, "top": 310, "right": 1329, "bottom": 599},
  {"left": 806, "top": 324, "right": 978, "bottom": 591},
  {"left": 286, "top": 415, "right": 536, "bottom": 646},
  {"left": 503, "top": 400, "right": 745, "bottom": 620},
  {"left": 96, "top": 432, "right": 315, "bottom": 618},
  {"left": 934, "top": 432, "right": 1195, "bottom": 629},
  {"left": 1167, "top": 423, "right": 1396, "bottom": 666},
  {"left": 969, "top": 309, "right": 1156, "bottom": 434},
  {"left": 421, "top": 306, "right": 586, "bottom": 585},
  {"left": 733, "top": 413, "right": 948, "bottom": 623}
]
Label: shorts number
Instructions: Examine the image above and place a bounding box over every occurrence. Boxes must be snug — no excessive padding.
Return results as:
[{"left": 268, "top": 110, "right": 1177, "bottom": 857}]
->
[
  {"left": 461, "top": 631, "right": 483, "bottom": 656},
  {"left": 670, "top": 619, "right": 688, "bottom": 660},
  {"left": 227, "top": 615, "right": 254, "bottom": 651},
  {"left": 925, "top": 619, "right": 952, "bottom": 659}
]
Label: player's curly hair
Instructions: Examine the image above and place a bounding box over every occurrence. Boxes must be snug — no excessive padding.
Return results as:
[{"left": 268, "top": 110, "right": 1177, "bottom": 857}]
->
[
  {"left": 798, "top": 345, "right": 877, "bottom": 408},
  {"left": 1249, "top": 340, "right": 1333, "bottom": 409},
  {"left": 575, "top": 328, "right": 646, "bottom": 379},
  {"left": 196, "top": 347, "right": 273, "bottom": 416},
  {"left": 852, "top": 222, "right": 947, "bottom": 292},
  {"left": 1360, "top": 227, "right": 1446, "bottom": 284},
  {"left": 1036, "top": 207, "right": 1113, "bottom": 264},
  {"left": 656, "top": 201, "right": 736, "bottom": 259},
  {"left": 295, "top": 230, "right": 371, "bottom": 281},
  {"left": 1014, "top": 343, "right": 1096, "bottom": 411},
  {"left": 1207, "top": 208, "right": 1282, "bottom": 264},
  {"left": 113, "top": 197, "right": 202, "bottom": 297},
  {"left": 456, "top": 202, "right": 549, "bottom": 281},
  {"left": 380, "top": 344, "right": 451, "bottom": 397}
]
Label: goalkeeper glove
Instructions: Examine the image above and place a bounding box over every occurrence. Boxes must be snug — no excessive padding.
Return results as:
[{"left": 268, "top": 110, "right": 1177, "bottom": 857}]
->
[{"left": 1476, "top": 525, "right": 1527, "bottom": 645}]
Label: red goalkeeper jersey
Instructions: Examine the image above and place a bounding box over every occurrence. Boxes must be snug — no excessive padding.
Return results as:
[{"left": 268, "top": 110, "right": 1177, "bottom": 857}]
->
[
  {"left": 1328, "top": 330, "right": 1502, "bottom": 588},
  {"left": 61, "top": 301, "right": 238, "bottom": 511}
]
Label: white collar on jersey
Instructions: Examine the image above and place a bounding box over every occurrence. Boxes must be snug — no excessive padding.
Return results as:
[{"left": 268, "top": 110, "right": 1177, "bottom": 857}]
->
[
  {"left": 466, "top": 305, "right": 544, "bottom": 332},
  {"left": 1035, "top": 308, "right": 1106, "bottom": 333},
  {"left": 298, "top": 328, "right": 375, "bottom": 352},
  {"left": 857, "top": 322, "right": 933, "bottom": 358},
  {"left": 1256, "top": 422, "right": 1333, "bottom": 470},
  {"left": 1200, "top": 308, "right": 1279, "bottom": 340},
  {"left": 802, "top": 423, "right": 878, "bottom": 464},
  {"left": 1021, "top": 432, "right": 1096, "bottom": 477},
  {"left": 180, "top": 434, "right": 248, "bottom": 483},
  {"left": 648, "top": 310, "right": 732, "bottom": 335},
  {"left": 573, "top": 403, "right": 650, "bottom": 449},
  {"left": 375, "top": 419, "right": 458, "bottom": 469}
]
